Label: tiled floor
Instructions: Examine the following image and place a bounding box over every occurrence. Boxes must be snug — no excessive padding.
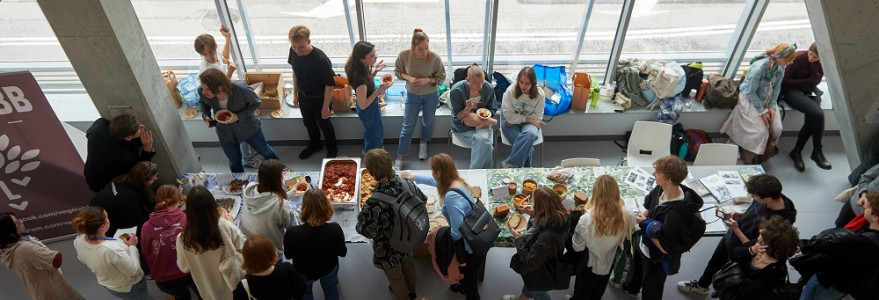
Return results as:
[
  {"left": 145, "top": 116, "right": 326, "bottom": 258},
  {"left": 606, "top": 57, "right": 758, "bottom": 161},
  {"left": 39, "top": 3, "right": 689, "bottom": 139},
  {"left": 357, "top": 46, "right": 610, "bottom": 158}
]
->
[{"left": 0, "top": 136, "right": 854, "bottom": 299}]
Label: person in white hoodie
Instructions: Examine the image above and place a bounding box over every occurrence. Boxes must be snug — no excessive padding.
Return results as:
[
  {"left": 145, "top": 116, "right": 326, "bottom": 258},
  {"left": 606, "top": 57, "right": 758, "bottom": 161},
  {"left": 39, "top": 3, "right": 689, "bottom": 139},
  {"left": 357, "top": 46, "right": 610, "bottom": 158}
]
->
[
  {"left": 240, "top": 159, "right": 300, "bottom": 257},
  {"left": 72, "top": 206, "right": 149, "bottom": 300},
  {"left": 500, "top": 66, "right": 545, "bottom": 168},
  {"left": 571, "top": 175, "right": 634, "bottom": 300}
]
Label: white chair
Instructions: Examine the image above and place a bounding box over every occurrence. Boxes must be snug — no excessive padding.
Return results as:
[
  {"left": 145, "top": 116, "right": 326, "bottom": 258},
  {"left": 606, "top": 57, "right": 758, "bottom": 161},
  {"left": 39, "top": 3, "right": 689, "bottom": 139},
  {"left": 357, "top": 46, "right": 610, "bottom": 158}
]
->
[
  {"left": 693, "top": 143, "right": 739, "bottom": 166},
  {"left": 625, "top": 121, "right": 672, "bottom": 167},
  {"left": 560, "top": 157, "right": 600, "bottom": 167},
  {"left": 499, "top": 127, "right": 544, "bottom": 167},
  {"left": 447, "top": 129, "right": 472, "bottom": 151}
]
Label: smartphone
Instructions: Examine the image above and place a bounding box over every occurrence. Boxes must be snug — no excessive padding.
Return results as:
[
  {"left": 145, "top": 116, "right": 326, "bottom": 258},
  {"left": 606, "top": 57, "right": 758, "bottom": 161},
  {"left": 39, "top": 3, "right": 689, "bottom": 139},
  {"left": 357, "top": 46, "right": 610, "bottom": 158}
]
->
[
  {"left": 208, "top": 120, "right": 218, "bottom": 128},
  {"left": 715, "top": 209, "right": 731, "bottom": 221}
]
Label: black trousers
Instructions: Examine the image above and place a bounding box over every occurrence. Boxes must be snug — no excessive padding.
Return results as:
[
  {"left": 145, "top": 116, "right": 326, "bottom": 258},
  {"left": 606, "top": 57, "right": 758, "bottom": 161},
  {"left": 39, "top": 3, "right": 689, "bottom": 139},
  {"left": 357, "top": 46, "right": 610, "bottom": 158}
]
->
[
  {"left": 300, "top": 96, "right": 337, "bottom": 152},
  {"left": 460, "top": 252, "right": 485, "bottom": 300},
  {"left": 783, "top": 88, "right": 824, "bottom": 151},
  {"left": 697, "top": 238, "right": 730, "bottom": 288},
  {"left": 836, "top": 198, "right": 857, "bottom": 228},
  {"left": 641, "top": 254, "right": 668, "bottom": 300},
  {"left": 571, "top": 267, "right": 611, "bottom": 300},
  {"left": 156, "top": 275, "right": 201, "bottom": 300}
]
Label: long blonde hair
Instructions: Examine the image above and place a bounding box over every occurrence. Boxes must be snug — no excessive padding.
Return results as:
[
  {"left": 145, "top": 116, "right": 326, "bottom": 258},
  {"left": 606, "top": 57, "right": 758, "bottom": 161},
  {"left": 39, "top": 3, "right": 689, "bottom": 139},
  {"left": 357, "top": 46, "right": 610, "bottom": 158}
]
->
[
  {"left": 428, "top": 154, "right": 470, "bottom": 201},
  {"left": 586, "top": 175, "right": 628, "bottom": 237}
]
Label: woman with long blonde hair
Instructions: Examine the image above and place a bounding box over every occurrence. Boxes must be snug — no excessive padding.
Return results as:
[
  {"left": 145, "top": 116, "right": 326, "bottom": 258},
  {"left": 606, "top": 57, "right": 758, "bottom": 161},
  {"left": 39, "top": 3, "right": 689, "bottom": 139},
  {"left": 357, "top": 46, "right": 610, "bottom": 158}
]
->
[
  {"left": 570, "top": 175, "right": 633, "bottom": 299},
  {"left": 404, "top": 153, "right": 482, "bottom": 299}
]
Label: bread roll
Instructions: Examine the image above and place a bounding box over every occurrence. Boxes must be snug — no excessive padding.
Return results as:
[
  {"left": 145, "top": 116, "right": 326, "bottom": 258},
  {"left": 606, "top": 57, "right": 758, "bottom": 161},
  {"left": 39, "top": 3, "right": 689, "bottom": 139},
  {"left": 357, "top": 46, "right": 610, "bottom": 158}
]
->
[{"left": 493, "top": 204, "right": 510, "bottom": 219}]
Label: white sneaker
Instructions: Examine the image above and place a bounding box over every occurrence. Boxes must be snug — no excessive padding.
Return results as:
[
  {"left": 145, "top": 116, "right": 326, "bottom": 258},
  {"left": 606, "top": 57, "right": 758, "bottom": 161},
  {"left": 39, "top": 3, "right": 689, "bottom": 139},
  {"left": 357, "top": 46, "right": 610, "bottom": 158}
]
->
[
  {"left": 677, "top": 280, "right": 709, "bottom": 295},
  {"left": 501, "top": 160, "right": 516, "bottom": 169},
  {"left": 418, "top": 143, "right": 428, "bottom": 160},
  {"left": 393, "top": 159, "right": 403, "bottom": 171}
]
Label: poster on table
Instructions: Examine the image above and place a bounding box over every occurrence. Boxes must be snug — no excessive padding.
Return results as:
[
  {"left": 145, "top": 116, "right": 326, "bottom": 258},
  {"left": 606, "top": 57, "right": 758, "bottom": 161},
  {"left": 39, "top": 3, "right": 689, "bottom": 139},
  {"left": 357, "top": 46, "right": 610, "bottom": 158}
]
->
[{"left": 0, "top": 72, "right": 93, "bottom": 239}]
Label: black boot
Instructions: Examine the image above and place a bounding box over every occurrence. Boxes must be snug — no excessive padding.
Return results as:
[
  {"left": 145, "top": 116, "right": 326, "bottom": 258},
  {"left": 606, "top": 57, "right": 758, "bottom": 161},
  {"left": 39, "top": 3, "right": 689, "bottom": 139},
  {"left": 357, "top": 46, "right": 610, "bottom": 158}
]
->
[
  {"left": 811, "top": 146, "right": 832, "bottom": 170},
  {"left": 789, "top": 149, "right": 805, "bottom": 172}
]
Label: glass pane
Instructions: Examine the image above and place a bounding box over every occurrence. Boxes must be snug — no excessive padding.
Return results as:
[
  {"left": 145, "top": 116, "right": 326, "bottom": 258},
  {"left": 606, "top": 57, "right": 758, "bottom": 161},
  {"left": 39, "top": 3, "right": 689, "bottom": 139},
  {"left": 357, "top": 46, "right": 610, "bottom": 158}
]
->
[
  {"left": 131, "top": 0, "right": 222, "bottom": 64},
  {"left": 0, "top": 0, "right": 83, "bottom": 91},
  {"left": 620, "top": 0, "right": 747, "bottom": 75},
  {"left": 739, "top": 0, "right": 814, "bottom": 74},
  {"left": 236, "top": 0, "right": 355, "bottom": 73},
  {"left": 448, "top": 0, "right": 487, "bottom": 71},
  {"left": 493, "top": 0, "right": 587, "bottom": 78},
  {"left": 362, "top": 0, "right": 448, "bottom": 62},
  {"left": 577, "top": 0, "right": 624, "bottom": 82}
]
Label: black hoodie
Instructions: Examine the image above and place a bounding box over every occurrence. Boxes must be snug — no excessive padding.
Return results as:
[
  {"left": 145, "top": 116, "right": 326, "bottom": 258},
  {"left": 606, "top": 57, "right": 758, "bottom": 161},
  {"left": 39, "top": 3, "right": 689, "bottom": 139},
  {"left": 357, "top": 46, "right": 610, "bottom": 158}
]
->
[
  {"left": 640, "top": 184, "right": 705, "bottom": 274},
  {"left": 723, "top": 195, "right": 797, "bottom": 250}
]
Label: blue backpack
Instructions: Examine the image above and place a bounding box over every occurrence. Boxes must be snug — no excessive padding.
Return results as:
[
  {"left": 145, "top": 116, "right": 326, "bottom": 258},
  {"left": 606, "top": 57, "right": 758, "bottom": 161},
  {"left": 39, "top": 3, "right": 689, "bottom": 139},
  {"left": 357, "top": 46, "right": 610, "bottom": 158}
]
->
[{"left": 533, "top": 64, "right": 572, "bottom": 120}]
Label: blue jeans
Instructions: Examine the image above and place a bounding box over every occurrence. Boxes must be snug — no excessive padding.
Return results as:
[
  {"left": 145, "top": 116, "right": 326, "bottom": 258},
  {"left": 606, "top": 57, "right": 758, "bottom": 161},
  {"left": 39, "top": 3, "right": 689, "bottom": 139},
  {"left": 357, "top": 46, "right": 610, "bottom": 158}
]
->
[
  {"left": 454, "top": 128, "right": 494, "bottom": 169},
  {"left": 521, "top": 285, "right": 551, "bottom": 300},
  {"left": 356, "top": 100, "right": 384, "bottom": 152},
  {"left": 106, "top": 277, "right": 150, "bottom": 300},
  {"left": 800, "top": 275, "right": 846, "bottom": 300},
  {"left": 241, "top": 143, "right": 254, "bottom": 162},
  {"left": 219, "top": 128, "right": 280, "bottom": 173},
  {"left": 500, "top": 114, "right": 539, "bottom": 167},
  {"left": 398, "top": 91, "right": 439, "bottom": 156},
  {"left": 298, "top": 264, "right": 340, "bottom": 300}
]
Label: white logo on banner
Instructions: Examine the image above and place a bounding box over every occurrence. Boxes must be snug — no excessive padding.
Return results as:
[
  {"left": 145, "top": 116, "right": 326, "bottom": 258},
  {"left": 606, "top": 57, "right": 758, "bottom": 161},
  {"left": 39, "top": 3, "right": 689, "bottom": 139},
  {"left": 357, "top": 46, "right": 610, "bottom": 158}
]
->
[{"left": 0, "top": 134, "right": 41, "bottom": 210}]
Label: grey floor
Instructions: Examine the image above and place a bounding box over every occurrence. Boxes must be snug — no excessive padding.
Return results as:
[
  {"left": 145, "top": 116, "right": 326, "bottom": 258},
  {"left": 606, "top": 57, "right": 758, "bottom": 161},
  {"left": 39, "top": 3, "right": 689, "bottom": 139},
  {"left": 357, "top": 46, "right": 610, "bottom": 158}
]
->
[{"left": 1, "top": 135, "right": 854, "bottom": 300}]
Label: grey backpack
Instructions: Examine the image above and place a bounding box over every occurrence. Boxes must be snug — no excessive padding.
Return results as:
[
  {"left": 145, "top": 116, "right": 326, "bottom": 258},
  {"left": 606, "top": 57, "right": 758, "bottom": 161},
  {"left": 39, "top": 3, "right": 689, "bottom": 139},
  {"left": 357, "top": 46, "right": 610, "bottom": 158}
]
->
[{"left": 371, "top": 179, "right": 429, "bottom": 253}]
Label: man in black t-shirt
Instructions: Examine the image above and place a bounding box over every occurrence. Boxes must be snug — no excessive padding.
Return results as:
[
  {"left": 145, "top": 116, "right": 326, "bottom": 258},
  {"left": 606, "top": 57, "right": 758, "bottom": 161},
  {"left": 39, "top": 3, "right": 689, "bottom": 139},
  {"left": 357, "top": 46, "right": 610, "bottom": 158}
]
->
[{"left": 287, "top": 25, "right": 338, "bottom": 159}]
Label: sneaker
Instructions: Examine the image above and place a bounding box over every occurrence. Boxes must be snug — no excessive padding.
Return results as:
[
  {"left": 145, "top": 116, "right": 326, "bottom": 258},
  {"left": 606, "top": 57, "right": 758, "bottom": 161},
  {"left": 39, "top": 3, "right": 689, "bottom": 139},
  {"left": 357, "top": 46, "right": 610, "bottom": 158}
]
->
[
  {"left": 418, "top": 143, "right": 428, "bottom": 160},
  {"left": 449, "top": 283, "right": 464, "bottom": 296},
  {"left": 327, "top": 148, "right": 338, "bottom": 158},
  {"left": 394, "top": 159, "right": 403, "bottom": 171},
  {"left": 608, "top": 282, "right": 638, "bottom": 298},
  {"left": 242, "top": 160, "right": 256, "bottom": 169},
  {"left": 677, "top": 280, "right": 709, "bottom": 295},
  {"left": 500, "top": 160, "right": 516, "bottom": 169}
]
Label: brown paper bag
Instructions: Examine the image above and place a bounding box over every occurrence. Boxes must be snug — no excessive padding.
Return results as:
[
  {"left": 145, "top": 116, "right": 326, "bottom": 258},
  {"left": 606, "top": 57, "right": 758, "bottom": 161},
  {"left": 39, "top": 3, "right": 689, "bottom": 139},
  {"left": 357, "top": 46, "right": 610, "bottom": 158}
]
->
[{"left": 162, "top": 71, "right": 182, "bottom": 108}]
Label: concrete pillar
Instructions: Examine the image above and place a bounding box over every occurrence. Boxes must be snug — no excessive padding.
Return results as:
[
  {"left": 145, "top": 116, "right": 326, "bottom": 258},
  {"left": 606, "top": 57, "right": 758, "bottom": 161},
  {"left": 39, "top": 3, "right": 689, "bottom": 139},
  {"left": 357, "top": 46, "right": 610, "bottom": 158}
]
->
[
  {"left": 806, "top": 0, "right": 879, "bottom": 169},
  {"left": 35, "top": 0, "right": 200, "bottom": 184}
]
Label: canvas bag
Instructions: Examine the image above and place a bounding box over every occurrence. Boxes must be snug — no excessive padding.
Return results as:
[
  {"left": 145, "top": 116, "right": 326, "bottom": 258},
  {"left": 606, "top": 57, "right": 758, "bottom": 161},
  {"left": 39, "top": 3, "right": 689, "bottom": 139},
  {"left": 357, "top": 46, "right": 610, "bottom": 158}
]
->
[
  {"left": 703, "top": 74, "right": 740, "bottom": 109},
  {"left": 649, "top": 64, "right": 684, "bottom": 99},
  {"left": 571, "top": 72, "right": 592, "bottom": 111},
  {"left": 371, "top": 180, "right": 429, "bottom": 254},
  {"left": 451, "top": 188, "right": 499, "bottom": 257},
  {"left": 533, "top": 64, "right": 572, "bottom": 119},
  {"left": 330, "top": 76, "right": 353, "bottom": 113},
  {"left": 610, "top": 233, "right": 636, "bottom": 287}
]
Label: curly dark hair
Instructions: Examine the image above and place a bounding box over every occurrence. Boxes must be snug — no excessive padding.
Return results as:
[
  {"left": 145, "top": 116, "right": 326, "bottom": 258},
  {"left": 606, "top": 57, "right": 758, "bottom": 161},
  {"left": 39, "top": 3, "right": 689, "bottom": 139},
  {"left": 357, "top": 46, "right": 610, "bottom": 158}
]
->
[{"left": 759, "top": 215, "right": 801, "bottom": 261}]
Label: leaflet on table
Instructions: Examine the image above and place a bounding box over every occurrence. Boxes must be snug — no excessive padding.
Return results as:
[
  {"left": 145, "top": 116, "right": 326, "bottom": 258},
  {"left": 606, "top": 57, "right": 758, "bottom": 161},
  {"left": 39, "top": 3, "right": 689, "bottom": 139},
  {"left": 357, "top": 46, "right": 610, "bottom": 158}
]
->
[
  {"left": 623, "top": 197, "right": 646, "bottom": 214},
  {"left": 717, "top": 171, "right": 747, "bottom": 199},
  {"left": 683, "top": 178, "right": 710, "bottom": 197},
  {"left": 624, "top": 167, "right": 657, "bottom": 195},
  {"left": 700, "top": 174, "right": 734, "bottom": 202},
  {"left": 737, "top": 166, "right": 765, "bottom": 183}
]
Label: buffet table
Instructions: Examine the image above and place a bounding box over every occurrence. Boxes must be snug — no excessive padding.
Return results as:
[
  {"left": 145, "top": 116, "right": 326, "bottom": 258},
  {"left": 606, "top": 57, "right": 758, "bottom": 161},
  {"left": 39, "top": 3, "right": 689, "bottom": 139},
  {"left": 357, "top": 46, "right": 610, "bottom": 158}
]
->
[{"left": 182, "top": 165, "right": 749, "bottom": 246}]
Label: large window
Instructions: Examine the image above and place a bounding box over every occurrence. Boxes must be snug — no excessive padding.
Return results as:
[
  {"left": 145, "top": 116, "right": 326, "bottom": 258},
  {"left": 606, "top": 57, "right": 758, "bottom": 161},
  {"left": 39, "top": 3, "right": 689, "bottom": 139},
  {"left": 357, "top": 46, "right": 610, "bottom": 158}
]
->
[
  {"left": 577, "top": 0, "right": 624, "bottom": 82},
  {"left": 739, "top": 0, "right": 814, "bottom": 73},
  {"left": 363, "top": 0, "right": 448, "bottom": 66}
]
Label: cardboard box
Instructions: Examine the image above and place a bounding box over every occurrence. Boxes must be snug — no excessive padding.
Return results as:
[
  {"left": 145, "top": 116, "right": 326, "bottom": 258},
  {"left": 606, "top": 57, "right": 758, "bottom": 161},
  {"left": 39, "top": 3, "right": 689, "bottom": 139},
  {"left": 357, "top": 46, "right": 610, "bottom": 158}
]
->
[{"left": 244, "top": 73, "right": 285, "bottom": 109}]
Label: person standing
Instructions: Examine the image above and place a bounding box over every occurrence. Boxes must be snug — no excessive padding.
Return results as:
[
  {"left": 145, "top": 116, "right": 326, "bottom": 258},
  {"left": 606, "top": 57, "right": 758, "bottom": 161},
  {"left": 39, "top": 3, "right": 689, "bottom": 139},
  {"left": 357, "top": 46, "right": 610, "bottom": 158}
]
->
[
  {"left": 240, "top": 159, "right": 299, "bottom": 258},
  {"left": 141, "top": 185, "right": 200, "bottom": 300},
  {"left": 199, "top": 68, "right": 280, "bottom": 173},
  {"left": 500, "top": 67, "right": 546, "bottom": 168},
  {"left": 721, "top": 43, "right": 797, "bottom": 164},
  {"left": 449, "top": 65, "right": 497, "bottom": 169},
  {"left": 394, "top": 29, "right": 446, "bottom": 170},
  {"left": 232, "top": 235, "right": 306, "bottom": 300},
  {"left": 288, "top": 25, "right": 338, "bottom": 159},
  {"left": 84, "top": 113, "right": 155, "bottom": 193},
  {"left": 1, "top": 212, "right": 84, "bottom": 300},
  {"left": 89, "top": 161, "right": 158, "bottom": 238},
  {"left": 285, "top": 189, "right": 348, "bottom": 300},
  {"left": 345, "top": 41, "right": 390, "bottom": 154},
  {"left": 783, "top": 42, "right": 831, "bottom": 171}
]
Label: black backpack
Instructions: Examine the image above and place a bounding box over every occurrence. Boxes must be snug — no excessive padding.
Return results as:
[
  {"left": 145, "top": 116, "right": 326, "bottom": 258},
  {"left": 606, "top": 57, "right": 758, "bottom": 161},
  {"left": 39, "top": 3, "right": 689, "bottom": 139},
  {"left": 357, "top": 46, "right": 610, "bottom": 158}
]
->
[
  {"left": 492, "top": 71, "right": 513, "bottom": 105},
  {"left": 452, "top": 64, "right": 490, "bottom": 85},
  {"left": 680, "top": 64, "right": 704, "bottom": 98},
  {"left": 371, "top": 180, "right": 429, "bottom": 254}
]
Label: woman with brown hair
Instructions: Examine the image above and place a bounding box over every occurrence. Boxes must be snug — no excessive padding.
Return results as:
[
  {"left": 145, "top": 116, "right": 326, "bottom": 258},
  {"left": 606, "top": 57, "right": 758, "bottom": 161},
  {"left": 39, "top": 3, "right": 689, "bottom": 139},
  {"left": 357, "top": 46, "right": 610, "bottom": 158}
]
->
[
  {"left": 570, "top": 175, "right": 634, "bottom": 299},
  {"left": 404, "top": 153, "right": 483, "bottom": 299},
  {"left": 232, "top": 235, "right": 306, "bottom": 300},
  {"left": 394, "top": 28, "right": 446, "bottom": 169},
  {"left": 240, "top": 159, "right": 299, "bottom": 257},
  {"left": 140, "top": 185, "right": 199, "bottom": 300},
  {"left": 500, "top": 66, "right": 546, "bottom": 168},
  {"left": 284, "top": 189, "right": 347, "bottom": 300},
  {"left": 90, "top": 161, "right": 157, "bottom": 240},
  {"left": 721, "top": 43, "right": 798, "bottom": 164},
  {"left": 504, "top": 187, "right": 570, "bottom": 300},
  {"left": 345, "top": 41, "right": 391, "bottom": 154},
  {"left": 357, "top": 148, "right": 427, "bottom": 300},
  {"left": 782, "top": 42, "right": 831, "bottom": 171},
  {"left": 176, "top": 186, "right": 247, "bottom": 300},
  {"left": 72, "top": 206, "right": 149, "bottom": 299}
]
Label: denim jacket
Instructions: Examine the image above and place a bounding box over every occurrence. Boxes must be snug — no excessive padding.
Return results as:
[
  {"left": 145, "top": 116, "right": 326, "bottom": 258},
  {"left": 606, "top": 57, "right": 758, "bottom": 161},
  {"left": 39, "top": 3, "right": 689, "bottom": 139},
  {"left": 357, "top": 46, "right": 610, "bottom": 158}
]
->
[{"left": 739, "top": 57, "right": 784, "bottom": 112}]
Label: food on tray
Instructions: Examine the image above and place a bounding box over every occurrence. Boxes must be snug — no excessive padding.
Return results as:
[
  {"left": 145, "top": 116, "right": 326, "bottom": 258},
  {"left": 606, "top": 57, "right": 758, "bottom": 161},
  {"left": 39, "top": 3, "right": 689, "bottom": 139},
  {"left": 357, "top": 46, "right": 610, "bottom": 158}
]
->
[
  {"left": 264, "top": 86, "right": 278, "bottom": 97},
  {"left": 381, "top": 74, "right": 393, "bottom": 84},
  {"left": 522, "top": 180, "right": 538, "bottom": 194},
  {"left": 476, "top": 108, "right": 491, "bottom": 119},
  {"left": 215, "top": 110, "right": 233, "bottom": 123},
  {"left": 507, "top": 214, "right": 527, "bottom": 231},
  {"left": 270, "top": 108, "right": 285, "bottom": 118},
  {"left": 513, "top": 194, "right": 529, "bottom": 207},
  {"left": 493, "top": 204, "right": 510, "bottom": 219},
  {"left": 546, "top": 167, "right": 575, "bottom": 184},
  {"left": 552, "top": 184, "right": 568, "bottom": 200},
  {"left": 574, "top": 191, "right": 589, "bottom": 205},
  {"left": 426, "top": 195, "right": 437, "bottom": 213},
  {"left": 183, "top": 108, "right": 198, "bottom": 119},
  {"left": 216, "top": 197, "right": 236, "bottom": 213},
  {"left": 322, "top": 161, "right": 357, "bottom": 203},
  {"left": 360, "top": 170, "right": 378, "bottom": 207},
  {"left": 284, "top": 177, "right": 300, "bottom": 191},
  {"left": 119, "top": 233, "right": 130, "bottom": 240},
  {"left": 227, "top": 179, "right": 248, "bottom": 194}
]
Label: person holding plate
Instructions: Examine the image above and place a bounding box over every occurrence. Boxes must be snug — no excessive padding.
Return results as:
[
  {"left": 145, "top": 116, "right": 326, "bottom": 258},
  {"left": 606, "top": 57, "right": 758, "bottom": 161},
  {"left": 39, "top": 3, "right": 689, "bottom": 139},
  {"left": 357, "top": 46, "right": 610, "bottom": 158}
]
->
[
  {"left": 449, "top": 65, "right": 497, "bottom": 169},
  {"left": 345, "top": 41, "right": 390, "bottom": 154},
  {"left": 199, "top": 68, "right": 280, "bottom": 173}
]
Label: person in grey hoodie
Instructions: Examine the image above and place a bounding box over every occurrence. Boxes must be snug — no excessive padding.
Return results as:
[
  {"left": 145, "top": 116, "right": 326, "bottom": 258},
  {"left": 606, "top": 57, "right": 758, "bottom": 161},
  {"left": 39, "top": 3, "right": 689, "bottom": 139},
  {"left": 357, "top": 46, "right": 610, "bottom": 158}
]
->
[
  {"left": 500, "top": 67, "right": 545, "bottom": 168},
  {"left": 240, "top": 159, "right": 300, "bottom": 258}
]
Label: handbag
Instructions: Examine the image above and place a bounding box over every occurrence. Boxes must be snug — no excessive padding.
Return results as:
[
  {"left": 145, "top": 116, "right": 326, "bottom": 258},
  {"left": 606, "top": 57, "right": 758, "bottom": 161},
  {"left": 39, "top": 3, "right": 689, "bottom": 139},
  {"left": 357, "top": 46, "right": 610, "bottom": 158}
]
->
[
  {"left": 703, "top": 74, "right": 740, "bottom": 109},
  {"left": 712, "top": 261, "right": 745, "bottom": 298},
  {"left": 610, "top": 233, "right": 636, "bottom": 287},
  {"left": 451, "top": 188, "right": 499, "bottom": 257},
  {"left": 765, "top": 271, "right": 802, "bottom": 300}
]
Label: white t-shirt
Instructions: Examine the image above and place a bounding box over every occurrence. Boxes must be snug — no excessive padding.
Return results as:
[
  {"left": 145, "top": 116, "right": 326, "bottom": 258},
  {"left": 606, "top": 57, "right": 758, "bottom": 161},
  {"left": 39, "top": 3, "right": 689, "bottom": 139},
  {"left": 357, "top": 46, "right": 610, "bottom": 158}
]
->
[
  {"left": 200, "top": 57, "right": 228, "bottom": 74},
  {"left": 73, "top": 235, "right": 143, "bottom": 292}
]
